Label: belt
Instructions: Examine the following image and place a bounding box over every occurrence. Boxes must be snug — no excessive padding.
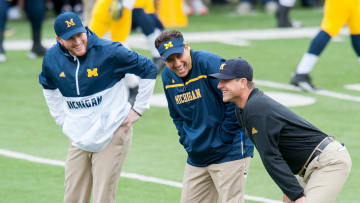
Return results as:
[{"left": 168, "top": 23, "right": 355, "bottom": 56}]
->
[{"left": 299, "top": 136, "right": 335, "bottom": 177}]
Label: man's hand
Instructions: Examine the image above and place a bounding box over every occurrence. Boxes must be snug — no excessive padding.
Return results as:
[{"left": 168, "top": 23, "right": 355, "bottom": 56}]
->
[
  {"left": 283, "top": 194, "right": 306, "bottom": 203},
  {"left": 294, "top": 196, "right": 306, "bottom": 203},
  {"left": 121, "top": 108, "right": 141, "bottom": 132},
  {"left": 283, "top": 194, "right": 292, "bottom": 203}
]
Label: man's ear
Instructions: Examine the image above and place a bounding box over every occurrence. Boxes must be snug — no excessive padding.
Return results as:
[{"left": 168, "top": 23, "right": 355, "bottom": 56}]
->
[
  {"left": 240, "top": 78, "right": 246, "bottom": 89},
  {"left": 184, "top": 43, "right": 189, "bottom": 50},
  {"left": 56, "top": 36, "right": 63, "bottom": 45}
]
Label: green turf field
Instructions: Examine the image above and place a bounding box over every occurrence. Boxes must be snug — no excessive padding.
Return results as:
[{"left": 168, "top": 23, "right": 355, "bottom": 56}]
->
[{"left": 1, "top": 5, "right": 359, "bottom": 203}]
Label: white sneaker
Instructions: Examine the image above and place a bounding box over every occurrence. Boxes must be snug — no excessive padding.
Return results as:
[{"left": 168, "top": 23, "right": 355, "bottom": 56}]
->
[
  {"left": 182, "top": 2, "right": 193, "bottom": 15},
  {"left": 7, "top": 6, "right": 21, "bottom": 20},
  {"left": 0, "top": 53, "right": 6, "bottom": 63},
  {"left": 264, "top": 1, "right": 278, "bottom": 14},
  {"left": 236, "top": 2, "right": 252, "bottom": 15},
  {"left": 192, "top": 0, "right": 208, "bottom": 15}
]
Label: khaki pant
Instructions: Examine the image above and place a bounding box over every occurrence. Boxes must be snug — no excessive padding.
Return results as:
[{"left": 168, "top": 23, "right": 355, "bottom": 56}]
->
[
  {"left": 181, "top": 157, "right": 251, "bottom": 203},
  {"left": 64, "top": 126, "right": 133, "bottom": 203},
  {"left": 297, "top": 141, "right": 352, "bottom": 203}
]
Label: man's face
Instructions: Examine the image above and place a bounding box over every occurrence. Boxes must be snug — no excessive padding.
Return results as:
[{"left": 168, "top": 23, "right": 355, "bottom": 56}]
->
[
  {"left": 165, "top": 45, "right": 192, "bottom": 78},
  {"left": 217, "top": 78, "right": 243, "bottom": 103},
  {"left": 57, "top": 32, "right": 88, "bottom": 56}
]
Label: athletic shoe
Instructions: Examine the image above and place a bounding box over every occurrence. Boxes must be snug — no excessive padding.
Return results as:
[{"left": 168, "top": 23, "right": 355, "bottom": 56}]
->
[
  {"left": 28, "top": 45, "right": 47, "bottom": 59},
  {"left": 290, "top": 73, "right": 317, "bottom": 92},
  {"left": 192, "top": 0, "right": 208, "bottom": 15},
  {"left": 236, "top": 2, "right": 253, "bottom": 15},
  {"left": 153, "top": 57, "right": 165, "bottom": 74},
  {"left": 264, "top": 1, "right": 278, "bottom": 14},
  {"left": 0, "top": 52, "right": 6, "bottom": 63},
  {"left": 183, "top": 2, "right": 194, "bottom": 15}
]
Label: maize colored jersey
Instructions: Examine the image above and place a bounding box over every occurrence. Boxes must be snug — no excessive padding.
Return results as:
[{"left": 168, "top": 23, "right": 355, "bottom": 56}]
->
[
  {"left": 321, "top": 0, "right": 360, "bottom": 36},
  {"left": 89, "top": 0, "right": 133, "bottom": 42},
  {"left": 134, "top": 0, "right": 155, "bottom": 13}
]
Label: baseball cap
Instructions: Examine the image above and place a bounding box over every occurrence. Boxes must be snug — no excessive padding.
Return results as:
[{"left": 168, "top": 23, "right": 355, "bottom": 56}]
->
[
  {"left": 209, "top": 57, "right": 253, "bottom": 81},
  {"left": 157, "top": 37, "right": 185, "bottom": 61},
  {"left": 54, "top": 11, "right": 86, "bottom": 40}
]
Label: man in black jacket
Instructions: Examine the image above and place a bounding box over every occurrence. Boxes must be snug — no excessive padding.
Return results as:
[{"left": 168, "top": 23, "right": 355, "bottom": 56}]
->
[{"left": 209, "top": 57, "right": 352, "bottom": 203}]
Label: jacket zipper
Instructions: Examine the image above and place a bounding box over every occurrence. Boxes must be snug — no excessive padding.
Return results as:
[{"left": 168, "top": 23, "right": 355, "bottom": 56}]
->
[
  {"left": 235, "top": 107, "right": 246, "bottom": 156},
  {"left": 240, "top": 131, "right": 244, "bottom": 156},
  {"left": 74, "top": 56, "right": 80, "bottom": 96}
]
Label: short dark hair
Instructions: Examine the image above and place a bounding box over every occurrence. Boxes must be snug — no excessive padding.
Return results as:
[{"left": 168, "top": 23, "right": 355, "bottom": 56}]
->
[
  {"left": 155, "top": 30, "right": 183, "bottom": 49},
  {"left": 247, "top": 81, "right": 254, "bottom": 89}
]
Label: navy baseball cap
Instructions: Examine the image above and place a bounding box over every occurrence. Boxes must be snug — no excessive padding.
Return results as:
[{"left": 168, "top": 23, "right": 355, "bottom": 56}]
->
[
  {"left": 209, "top": 57, "right": 253, "bottom": 81},
  {"left": 54, "top": 12, "right": 86, "bottom": 40},
  {"left": 157, "top": 37, "right": 185, "bottom": 61}
]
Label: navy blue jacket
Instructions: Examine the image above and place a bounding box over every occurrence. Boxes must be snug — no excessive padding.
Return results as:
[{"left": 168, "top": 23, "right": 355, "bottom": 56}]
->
[
  {"left": 162, "top": 49, "right": 254, "bottom": 167},
  {"left": 38, "top": 28, "right": 157, "bottom": 152}
]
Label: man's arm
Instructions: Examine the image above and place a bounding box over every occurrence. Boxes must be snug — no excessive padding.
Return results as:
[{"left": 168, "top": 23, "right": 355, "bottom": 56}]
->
[
  {"left": 39, "top": 63, "right": 65, "bottom": 126},
  {"left": 113, "top": 44, "right": 158, "bottom": 115},
  {"left": 205, "top": 55, "right": 241, "bottom": 135},
  {"left": 247, "top": 114, "right": 305, "bottom": 201},
  {"left": 162, "top": 73, "right": 186, "bottom": 142}
]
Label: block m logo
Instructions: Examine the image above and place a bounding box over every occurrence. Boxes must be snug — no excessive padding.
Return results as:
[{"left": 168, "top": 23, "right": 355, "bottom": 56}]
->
[
  {"left": 164, "top": 41, "right": 173, "bottom": 50},
  {"left": 65, "top": 18, "right": 76, "bottom": 28},
  {"left": 87, "top": 68, "right": 98, "bottom": 77},
  {"left": 219, "top": 63, "right": 226, "bottom": 70}
]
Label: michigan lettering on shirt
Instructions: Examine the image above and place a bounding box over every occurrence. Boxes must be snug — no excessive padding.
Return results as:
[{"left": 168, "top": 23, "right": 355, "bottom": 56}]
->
[
  {"left": 67, "top": 96, "right": 103, "bottom": 109},
  {"left": 174, "top": 89, "right": 202, "bottom": 104}
]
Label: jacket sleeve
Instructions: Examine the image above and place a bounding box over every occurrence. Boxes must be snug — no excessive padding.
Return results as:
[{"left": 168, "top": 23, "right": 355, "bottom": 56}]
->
[
  {"left": 112, "top": 44, "right": 158, "bottom": 115},
  {"left": 162, "top": 73, "right": 186, "bottom": 143},
  {"left": 247, "top": 114, "right": 305, "bottom": 201},
  {"left": 42, "top": 89, "right": 66, "bottom": 126},
  {"left": 39, "top": 61, "right": 65, "bottom": 126},
  {"left": 205, "top": 55, "right": 241, "bottom": 136}
]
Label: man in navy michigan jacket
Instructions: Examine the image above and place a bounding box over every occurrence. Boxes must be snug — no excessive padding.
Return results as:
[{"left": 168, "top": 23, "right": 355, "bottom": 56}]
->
[
  {"left": 155, "top": 30, "right": 254, "bottom": 203},
  {"left": 39, "top": 12, "right": 157, "bottom": 203}
]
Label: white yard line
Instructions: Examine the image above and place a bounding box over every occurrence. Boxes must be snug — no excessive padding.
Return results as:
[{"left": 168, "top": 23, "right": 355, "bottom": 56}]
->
[
  {"left": 255, "top": 80, "right": 360, "bottom": 103},
  {"left": 0, "top": 149, "right": 282, "bottom": 203},
  {"left": 4, "top": 26, "right": 350, "bottom": 50}
]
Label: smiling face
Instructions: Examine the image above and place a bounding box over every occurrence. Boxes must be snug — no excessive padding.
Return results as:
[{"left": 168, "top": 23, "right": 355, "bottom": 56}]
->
[
  {"left": 217, "top": 78, "right": 243, "bottom": 103},
  {"left": 165, "top": 44, "right": 192, "bottom": 78},
  {"left": 57, "top": 32, "right": 88, "bottom": 56}
]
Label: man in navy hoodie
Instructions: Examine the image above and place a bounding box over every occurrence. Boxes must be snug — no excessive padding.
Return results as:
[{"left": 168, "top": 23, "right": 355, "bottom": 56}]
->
[
  {"left": 39, "top": 12, "right": 157, "bottom": 203},
  {"left": 155, "top": 30, "right": 254, "bottom": 203}
]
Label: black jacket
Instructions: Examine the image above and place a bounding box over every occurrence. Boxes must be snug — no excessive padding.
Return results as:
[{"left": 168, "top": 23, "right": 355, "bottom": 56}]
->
[{"left": 236, "top": 88, "right": 327, "bottom": 201}]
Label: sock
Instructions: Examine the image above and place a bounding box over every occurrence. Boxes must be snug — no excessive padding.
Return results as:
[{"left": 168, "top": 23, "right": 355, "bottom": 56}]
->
[
  {"left": 279, "top": 0, "right": 296, "bottom": 7},
  {"left": 147, "top": 29, "right": 162, "bottom": 58},
  {"left": 308, "top": 30, "right": 331, "bottom": 55},
  {"left": 296, "top": 53, "right": 319, "bottom": 74},
  {"left": 351, "top": 34, "right": 360, "bottom": 63},
  {"left": 295, "top": 30, "right": 331, "bottom": 74}
]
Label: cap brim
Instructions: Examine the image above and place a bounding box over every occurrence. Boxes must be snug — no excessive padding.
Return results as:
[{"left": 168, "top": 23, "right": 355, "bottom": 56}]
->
[
  {"left": 162, "top": 46, "right": 184, "bottom": 61},
  {"left": 60, "top": 27, "right": 87, "bottom": 40},
  {"left": 209, "top": 72, "right": 237, "bottom": 80}
]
